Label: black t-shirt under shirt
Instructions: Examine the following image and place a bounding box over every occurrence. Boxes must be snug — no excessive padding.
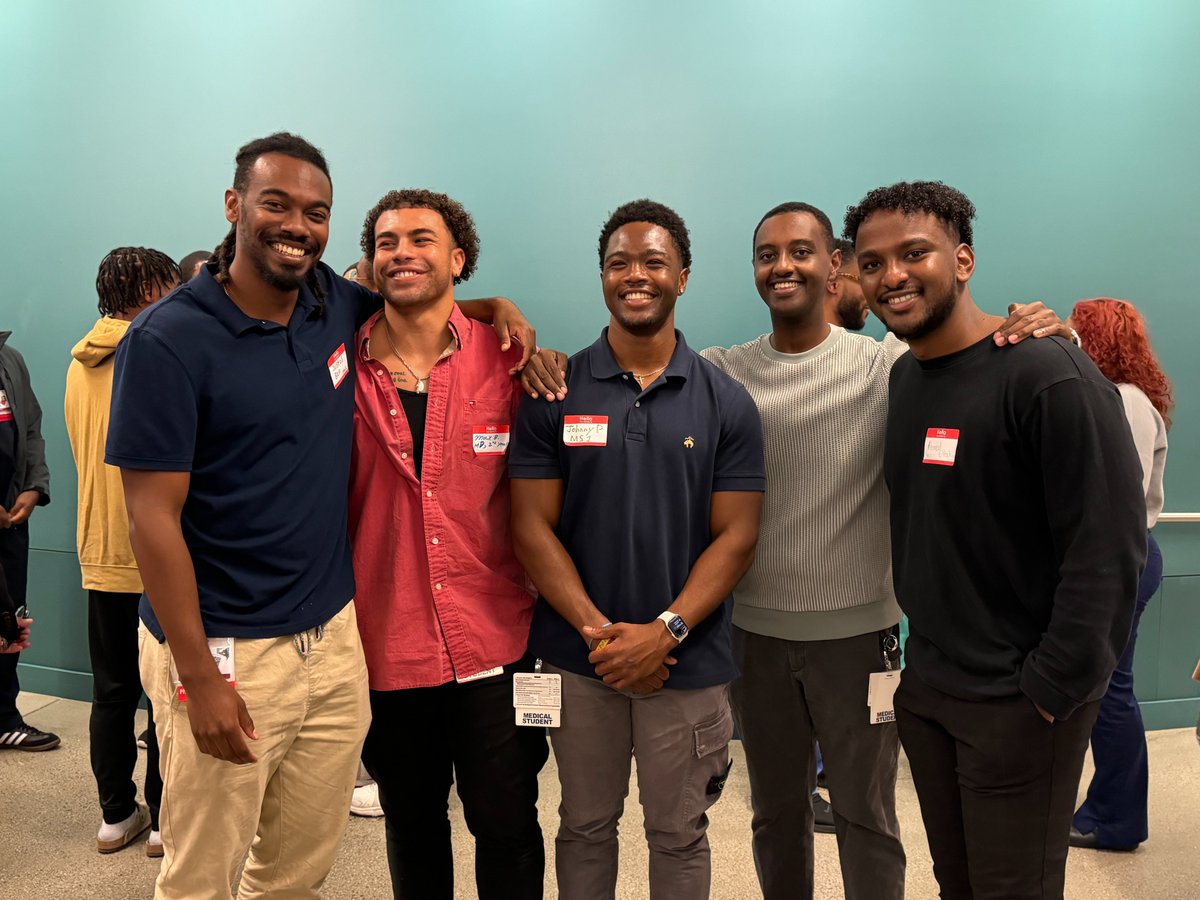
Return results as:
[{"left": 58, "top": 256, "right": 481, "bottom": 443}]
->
[{"left": 397, "top": 388, "right": 428, "bottom": 480}]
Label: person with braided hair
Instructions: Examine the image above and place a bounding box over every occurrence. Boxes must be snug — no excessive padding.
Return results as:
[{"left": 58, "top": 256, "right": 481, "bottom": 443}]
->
[
  {"left": 66, "top": 246, "right": 180, "bottom": 857},
  {"left": 106, "top": 132, "right": 537, "bottom": 899}
]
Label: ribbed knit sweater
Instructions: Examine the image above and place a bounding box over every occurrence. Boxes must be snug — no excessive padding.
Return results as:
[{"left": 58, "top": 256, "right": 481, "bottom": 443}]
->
[{"left": 702, "top": 326, "right": 905, "bottom": 640}]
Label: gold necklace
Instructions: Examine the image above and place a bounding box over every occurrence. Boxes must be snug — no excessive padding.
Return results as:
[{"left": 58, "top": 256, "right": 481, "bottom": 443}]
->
[
  {"left": 632, "top": 363, "right": 669, "bottom": 387},
  {"left": 380, "top": 318, "right": 428, "bottom": 394}
]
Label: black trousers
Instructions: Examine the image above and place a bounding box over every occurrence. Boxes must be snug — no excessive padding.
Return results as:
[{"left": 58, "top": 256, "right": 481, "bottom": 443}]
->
[
  {"left": 895, "top": 668, "right": 1099, "bottom": 900},
  {"left": 0, "top": 523, "right": 29, "bottom": 730},
  {"left": 361, "top": 656, "right": 549, "bottom": 900},
  {"left": 88, "top": 590, "right": 162, "bottom": 828}
]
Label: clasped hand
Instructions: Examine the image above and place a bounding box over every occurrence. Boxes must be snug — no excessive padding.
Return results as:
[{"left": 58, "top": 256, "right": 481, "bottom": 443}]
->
[{"left": 583, "top": 621, "right": 677, "bottom": 693}]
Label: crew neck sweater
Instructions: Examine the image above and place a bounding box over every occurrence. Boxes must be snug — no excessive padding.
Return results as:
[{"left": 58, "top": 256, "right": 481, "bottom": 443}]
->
[{"left": 702, "top": 326, "right": 906, "bottom": 640}]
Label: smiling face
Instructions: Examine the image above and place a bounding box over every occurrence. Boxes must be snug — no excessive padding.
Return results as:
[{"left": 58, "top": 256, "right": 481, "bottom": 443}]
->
[
  {"left": 225, "top": 152, "right": 331, "bottom": 292},
  {"left": 372, "top": 207, "right": 463, "bottom": 311},
  {"left": 753, "top": 211, "right": 838, "bottom": 324},
  {"left": 601, "top": 221, "right": 689, "bottom": 336},
  {"left": 855, "top": 209, "right": 973, "bottom": 343}
]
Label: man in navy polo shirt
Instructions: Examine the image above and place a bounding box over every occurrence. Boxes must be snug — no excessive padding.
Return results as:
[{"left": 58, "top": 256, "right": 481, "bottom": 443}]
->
[
  {"left": 107, "top": 133, "right": 534, "bottom": 900},
  {"left": 510, "top": 199, "right": 765, "bottom": 900}
]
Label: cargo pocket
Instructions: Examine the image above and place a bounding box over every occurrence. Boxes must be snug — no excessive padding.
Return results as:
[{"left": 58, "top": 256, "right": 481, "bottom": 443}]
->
[{"left": 682, "top": 703, "right": 735, "bottom": 822}]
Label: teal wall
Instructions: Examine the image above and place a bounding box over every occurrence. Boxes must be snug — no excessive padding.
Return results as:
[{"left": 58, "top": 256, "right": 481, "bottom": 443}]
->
[{"left": 4, "top": 1, "right": 1197, "bottom": 725}]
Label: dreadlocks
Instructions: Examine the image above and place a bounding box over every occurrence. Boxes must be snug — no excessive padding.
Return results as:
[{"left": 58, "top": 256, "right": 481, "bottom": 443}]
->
[
  {"left": 211, "top": 132, "right": 332, "bottom": 314},
  {"left": 95, "top": 247, "right": 181, "bottom": 317}
]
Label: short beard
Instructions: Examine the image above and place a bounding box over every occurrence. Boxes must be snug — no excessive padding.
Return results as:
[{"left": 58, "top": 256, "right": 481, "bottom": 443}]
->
[
  {"left": 836, "top": 297, "right": 867, "bottom": 331},
  {"left": 886, "top": 285, "right": 957, "bottom": 341},
  {"left": 253, "top": 254, "right": 308, "bottom": 292}
]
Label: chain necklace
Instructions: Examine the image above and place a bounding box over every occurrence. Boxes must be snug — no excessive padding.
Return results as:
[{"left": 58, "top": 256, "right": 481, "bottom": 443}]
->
[
  {"left": 632, "top": 363, "right": 669, "bottom": 387},
  {"left": 380, "top": 318, "right": 428, "bottom": 394}
]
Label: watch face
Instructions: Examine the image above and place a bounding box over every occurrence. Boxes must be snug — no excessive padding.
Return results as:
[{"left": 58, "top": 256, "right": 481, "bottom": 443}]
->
[{"left": 667, "top": 615, "right": 688, "bottom": 639}]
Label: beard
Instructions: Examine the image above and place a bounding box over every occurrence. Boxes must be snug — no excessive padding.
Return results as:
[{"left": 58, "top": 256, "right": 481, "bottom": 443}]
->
[
  {"left": 885, "top": 281, "right": 958, "bottom": 341},
  {"left": 836, "top": 296, "right": 868, "bottom": 330}
]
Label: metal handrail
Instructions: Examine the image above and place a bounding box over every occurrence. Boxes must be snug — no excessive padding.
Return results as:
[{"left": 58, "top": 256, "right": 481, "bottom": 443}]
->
[{"left": 1158, "top": 513, "right": 1200, "bottom": 523}]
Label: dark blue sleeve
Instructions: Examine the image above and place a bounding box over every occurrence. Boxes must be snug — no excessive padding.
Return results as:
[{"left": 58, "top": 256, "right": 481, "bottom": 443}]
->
[
  {"left": 105, "top": 327, "right": 197, "bottom": 471},
  {"left": 508, "top": 393, "right": 563, "bottom": 479},
  {"left": 713, "top": 384, "right": 766, "bottom": 492}
]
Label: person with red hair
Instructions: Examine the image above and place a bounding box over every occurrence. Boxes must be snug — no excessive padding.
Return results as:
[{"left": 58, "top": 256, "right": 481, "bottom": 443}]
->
[{"left": 1067, "top": 297, "right": 1172, "bottom": 852}]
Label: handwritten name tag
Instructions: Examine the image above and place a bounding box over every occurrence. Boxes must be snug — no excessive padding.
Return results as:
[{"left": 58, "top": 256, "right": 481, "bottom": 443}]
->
[
  {"left": 563, "top": 415, "right": 609, "bottom": 447},
  {"left": 472, "top": 425, "right": 511, "bottom": 455},
  {"left": 923, "top": 427, "right": 959, "bottom": 466}
]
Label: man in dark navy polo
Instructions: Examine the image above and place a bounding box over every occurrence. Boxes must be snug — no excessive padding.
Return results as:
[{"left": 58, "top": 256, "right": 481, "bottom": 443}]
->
[
  {"left": 106, "top": 133, "right": 534, "bottom": 900},
  {"left": 510, "top": 199, "right": 766, "bottom": 900}
]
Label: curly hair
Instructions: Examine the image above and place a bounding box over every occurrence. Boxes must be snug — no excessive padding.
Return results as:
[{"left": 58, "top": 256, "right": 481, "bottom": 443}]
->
[
  {"left": 95, "top": 247, "right": 181, "bottom": 317},
  {"left": 752, "top": 202, "right": 835, "bottom": 253},
  {"left": 212, "top": 133, "right": 332, "bottom": 312},
  {"left": 359, "top": 189, "right": 480, "bottom": 284},
  {"left": 843, "top": 181, "right": 975, "bottom": 247},
  {"left": 1071, "top": 298, "right": 1174, "bottom": 429},
  {"left": 598, "top": 199, "right": 691, "bottom": 270}
]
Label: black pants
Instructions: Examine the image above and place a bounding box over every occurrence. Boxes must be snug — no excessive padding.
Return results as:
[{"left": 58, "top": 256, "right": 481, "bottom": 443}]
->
[
  {"left": 895, "top": 668, "right": 1099, "bottom": 900},
  {"left": 0, "top": 523, "right": 29, "bottom": 730},
  {"left": 88, "top": 590, "right": 162, "bottom": 828},
  {"left": 361, "top": 656, "right": 549, "bottom": 900}
]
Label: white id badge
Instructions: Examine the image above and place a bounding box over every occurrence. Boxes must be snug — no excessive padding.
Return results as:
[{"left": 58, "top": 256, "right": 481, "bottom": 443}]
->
[
  {"left": 867, "top": 670, "right": 900, "bottom": 725},
  {"left": 513, "top": 672, "right": 562, "bottom": 728},
  {"left": 172, "top": 637, "right": 236, "bottom": 702},
  {"left": 456, "top": 666, "right": 503, "bottom": 684}
]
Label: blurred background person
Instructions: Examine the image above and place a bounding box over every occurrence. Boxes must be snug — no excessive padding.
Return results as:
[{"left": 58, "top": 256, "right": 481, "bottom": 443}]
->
[
  {"left": 178, "top": 250, "right": 210, "bottom": 281},
  {"left": 1067, "top": 297, "right": 1172, "bottom": 852}
]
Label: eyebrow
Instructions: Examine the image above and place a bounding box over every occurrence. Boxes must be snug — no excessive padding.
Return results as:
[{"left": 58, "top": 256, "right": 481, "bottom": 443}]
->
[
  {"left": 259, "top": 188, "right": 331, "bottom": 212},
  {"left": 755, "top": 239, "right": 816, "bottom": 253}
]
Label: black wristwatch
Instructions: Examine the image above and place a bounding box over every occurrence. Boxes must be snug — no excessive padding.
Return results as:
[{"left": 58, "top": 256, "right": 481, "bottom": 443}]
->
[{"left": 656, "top": 611, "right": 689, "bottom": 643}]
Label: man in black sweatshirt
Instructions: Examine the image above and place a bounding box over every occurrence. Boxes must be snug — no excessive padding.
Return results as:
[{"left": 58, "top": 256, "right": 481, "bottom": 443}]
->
[{"left": 844, "top": 181, "right": 1146, "bottom": 900}]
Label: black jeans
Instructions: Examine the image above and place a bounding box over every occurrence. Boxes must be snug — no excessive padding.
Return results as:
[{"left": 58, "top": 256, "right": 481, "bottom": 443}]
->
[
  {"left": 362, "top": 656, "right": 549, "bottom": 900},
  {"left": 0, "top": 523, "right": 29, "bottom": 730},
  {"left": 895, "top": 667, "right": 1099, "bottom": 900},
  {"left": 88, "top": 590, "right": 162, "bottom": 828}
]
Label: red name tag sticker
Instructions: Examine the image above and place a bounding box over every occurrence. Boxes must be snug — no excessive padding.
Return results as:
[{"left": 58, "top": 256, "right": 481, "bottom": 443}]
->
[
  {"left": 473, "top": 425, "right": 511, "bottom": 455},
  {"left": 328, "top": 343, "right": 349, "bottom": 389},
  {"left": 563, "top": 415, "right": 609, "bottom": 447},
  {"left": 0, "top": 389, "right": 12, "bottom": 423},
  {"left": 923, "top": 427, "right": 960, "bottom": 466}
]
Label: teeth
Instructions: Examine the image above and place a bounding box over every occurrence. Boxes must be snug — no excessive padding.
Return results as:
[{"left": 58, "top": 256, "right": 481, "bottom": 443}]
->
[
  {"left": 625, "top": 292, "right": 654, "bottom": 301},
  {"left": 392, "top": 271, "right": 422, "bottom": 279},
  {"left": 271, "top": 243, "right": 305, "bottom": 258},
  {"left": 888, "top": 292, "right": 919, "bottom": 306},
  {"left": 773, "top": 281, "right": 800, "bottom": 289}
]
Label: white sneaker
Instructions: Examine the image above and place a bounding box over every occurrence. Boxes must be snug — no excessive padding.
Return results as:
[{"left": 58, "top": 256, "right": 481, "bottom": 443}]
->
[
  {"left": 97, "top": 805, "right": 151, "bottom": 853},
  {"left": 350, "top": 781, "right": 384, "bottom": 817},
  {"left": 145, "top": 830, "right": 163, "bottom": 858}
]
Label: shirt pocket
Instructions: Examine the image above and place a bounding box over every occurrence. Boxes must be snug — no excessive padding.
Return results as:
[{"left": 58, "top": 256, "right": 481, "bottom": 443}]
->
[{"left": 462, "top": 398, "right": 513, "bottom": 465}]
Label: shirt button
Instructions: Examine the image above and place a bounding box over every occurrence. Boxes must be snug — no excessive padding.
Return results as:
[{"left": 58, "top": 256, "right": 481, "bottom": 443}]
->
[
  {"left": 435, "top": 583, "right": 443, "bottom": 591},
  {"left": 389, "top": 409, "right": 398, "bottom": 417},
  {"left": 377, "top": 369, "right": 384, "bottom": 377},
  {"left": 431, "top": 537, "right": 440, "bottom": 545},
  {"left": 401, "top": 452, "right": 408, "bottom": 459},
  {"left": 426, "top": 490, "right": 433, "bottom": 498},
  {"left": 635, "top": 401, "right": 641, "bottom": 408},
  {"left": 622, "top": 374, "right": 629, "bottom": 380}
]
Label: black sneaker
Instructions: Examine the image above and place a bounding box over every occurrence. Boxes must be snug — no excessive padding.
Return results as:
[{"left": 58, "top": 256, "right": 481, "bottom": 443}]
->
[
  {"left": 0, "top": 723, "right": 61, "bottom": 751},
  {"left": 812, "top": 791, "right": 836, "bottom": 834}
]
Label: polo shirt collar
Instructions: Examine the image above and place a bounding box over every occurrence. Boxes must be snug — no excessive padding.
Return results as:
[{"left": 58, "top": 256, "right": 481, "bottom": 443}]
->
[
  {"left": 589, "top": 327, "right": 692, "bottom": 382},
  {"left": 193, "top": 261, "right": 321, "bottom": 337}
]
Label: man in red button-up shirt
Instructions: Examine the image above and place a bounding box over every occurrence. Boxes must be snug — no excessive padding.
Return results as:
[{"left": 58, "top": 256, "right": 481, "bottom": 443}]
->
[{"left": 348, "top": 189, "right": 547, "bottom": 900}]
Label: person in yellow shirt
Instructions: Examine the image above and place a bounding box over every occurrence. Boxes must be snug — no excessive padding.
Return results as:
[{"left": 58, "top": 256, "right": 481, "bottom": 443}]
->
[{"left": 65, "top": 247, "right": 180, "bottom": 857}]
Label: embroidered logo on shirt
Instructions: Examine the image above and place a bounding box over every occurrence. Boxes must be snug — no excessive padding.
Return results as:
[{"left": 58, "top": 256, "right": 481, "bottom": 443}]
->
[
  {"left": 683, "top": 436, "right": 695, "bottom": 449},
  {"left": 563, "top": 415, "right": 609, "bottom": 447},
  {"left": 923, "top": 427, "right": 960, "bottom": 466}
]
